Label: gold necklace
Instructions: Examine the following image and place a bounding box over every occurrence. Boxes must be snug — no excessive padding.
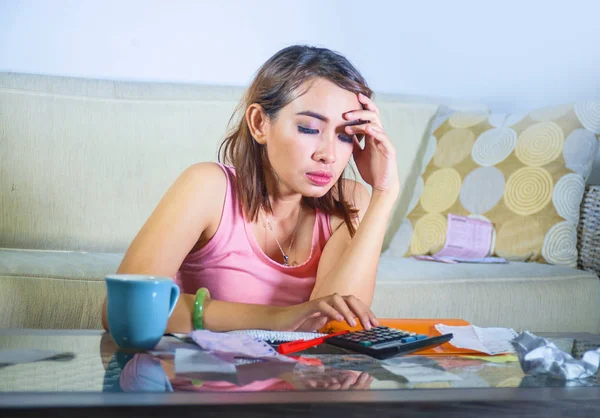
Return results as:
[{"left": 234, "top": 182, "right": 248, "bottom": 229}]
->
[{"left": 263, "top": 206, "right": 302, "bottom": 266}]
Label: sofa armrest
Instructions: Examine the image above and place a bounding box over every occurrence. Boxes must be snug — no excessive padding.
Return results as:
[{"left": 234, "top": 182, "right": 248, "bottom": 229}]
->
[{"left": 577, "top": 185, "right": 600, "bottom": 278}]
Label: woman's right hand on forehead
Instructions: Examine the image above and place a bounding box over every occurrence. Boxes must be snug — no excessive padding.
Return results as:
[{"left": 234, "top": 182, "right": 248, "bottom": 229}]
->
[{"left": 277, "top": 293, "right": 379, "bottom": 332}]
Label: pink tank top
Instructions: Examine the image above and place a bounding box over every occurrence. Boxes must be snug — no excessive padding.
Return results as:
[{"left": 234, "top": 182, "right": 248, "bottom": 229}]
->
[{"left": 174, "top": 163, "right": 333, "bottom": 306}]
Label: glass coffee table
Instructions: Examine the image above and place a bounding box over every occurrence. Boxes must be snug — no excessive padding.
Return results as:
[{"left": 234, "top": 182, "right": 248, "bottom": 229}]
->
[{"left": 1, "top": 329, "right": 599, "bottom": 417}]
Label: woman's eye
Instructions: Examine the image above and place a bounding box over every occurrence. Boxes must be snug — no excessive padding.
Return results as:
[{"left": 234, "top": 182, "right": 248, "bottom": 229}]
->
[
  {"left": 298, "top": 126, "right": 319, "bottom": 134},
  {"left": 338, "top": 134, "right": 354, "bottom": 144},
  {"left": 298, "top": 126, "right": 353, "bottom": 144}
]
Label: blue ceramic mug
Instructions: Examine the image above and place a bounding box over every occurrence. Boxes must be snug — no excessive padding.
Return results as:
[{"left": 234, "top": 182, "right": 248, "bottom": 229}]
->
[{"left": 105, "top": 274, "right": 180, "bottom": 350}]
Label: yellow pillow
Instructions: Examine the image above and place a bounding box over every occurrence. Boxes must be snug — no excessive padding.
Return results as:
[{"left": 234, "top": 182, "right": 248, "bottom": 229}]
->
[{"left": 388, "top": 102, "right": 600, "bottom": 266}]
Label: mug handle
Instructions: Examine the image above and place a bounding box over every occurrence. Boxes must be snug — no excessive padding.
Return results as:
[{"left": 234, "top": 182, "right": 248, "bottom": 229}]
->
[{"left": 167, "top": 283, "right": 180, "bottom": 317}]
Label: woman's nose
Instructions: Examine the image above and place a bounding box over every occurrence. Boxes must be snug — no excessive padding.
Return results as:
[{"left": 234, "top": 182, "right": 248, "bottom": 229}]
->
[{"left": 313, "top": 138, "right": 336, "bottom": 164}]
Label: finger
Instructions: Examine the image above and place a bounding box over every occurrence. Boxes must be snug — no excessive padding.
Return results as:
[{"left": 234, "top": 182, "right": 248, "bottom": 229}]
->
[
  {"left": 305, "top": 379, "right": 318, "bottom": 388},
  {"left": 331, "top": 294, "right": 357, "bottom": 327},
  {"left": 352, "top": 136, "right": 363, "bottom": 155},
  {"left": 346, "top": 124, "right": 379, "bottom": 146},
  {"left": 314, "top": 315, "right": 329, "bottom": 330},
  {"left": 345, "top": 123, "right": 387, "bottom": 142},
  {"left": 344, "top": 295, "right": 372, "bottom": 330},
  {"left": 315, "top": 299, "right": 345, "bottom": 323},
  {"left": 328, "top": 376, "right": 341, "bottom": 386},
  {"left": 358, "top": 375, "right": 375, "bottom": 389},
  {"left": 316, "top": 380, "right": 330, "bottom": 389},
  {"left": 369, "top": 311, "right": 380, "bottom": 327},
  {"left": 358, "top": 125, "right": 395, "bottom": 157},
  {"left": 339, "top": 374, "right": 356, "bottom": 390},
  {"left": 344, "top": 110, "right": 381, "bottom": 127},
  {"left": 351, "top": 373, "right": 370, "bottom": 390},
  {"left": 297, "top": 315, "right": 329, "bottom": 332},
  {"left": 358, "top": 92, "right": 380, "bottom": 114},
  {"left": 356, "top": 372, "right": 370, "bottom": 386}
]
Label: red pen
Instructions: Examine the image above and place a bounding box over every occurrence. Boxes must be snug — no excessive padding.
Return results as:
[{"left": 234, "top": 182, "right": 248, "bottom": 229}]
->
[{"left": 277, "top": 331, "right": 349, "bottom": 355}]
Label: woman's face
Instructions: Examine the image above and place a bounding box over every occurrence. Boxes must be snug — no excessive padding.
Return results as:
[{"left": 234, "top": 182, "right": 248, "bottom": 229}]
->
[{"left": 262, "top": 78, "right": 362, "bottom": 198}]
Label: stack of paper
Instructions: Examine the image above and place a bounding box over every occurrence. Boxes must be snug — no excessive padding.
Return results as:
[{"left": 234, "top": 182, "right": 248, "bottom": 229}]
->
[{"left": 435, "top": 324, "right": 518, "bottom": 355}]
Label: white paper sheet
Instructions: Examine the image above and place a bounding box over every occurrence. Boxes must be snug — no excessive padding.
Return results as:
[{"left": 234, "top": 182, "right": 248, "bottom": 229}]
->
[
  {"left": 382, "top": 357, "right": 461, "bottom": 383},
  {"left": 174, "top": 348, "right": 238, "bottom": 382},
  {"left": 435, "top": 324, "right": 518, "bottom": 355}
]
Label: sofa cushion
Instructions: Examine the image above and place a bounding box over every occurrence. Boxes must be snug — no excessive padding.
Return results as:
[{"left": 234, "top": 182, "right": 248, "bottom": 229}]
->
[
  {"left": 393, "top": 103, "right": 600, "bottom": 266},
  {"left": 0, "top": 249, "right": 122, "bottom": 329},
  {"left": 372, "top": 255, "right": 600, "bottom": 333}
]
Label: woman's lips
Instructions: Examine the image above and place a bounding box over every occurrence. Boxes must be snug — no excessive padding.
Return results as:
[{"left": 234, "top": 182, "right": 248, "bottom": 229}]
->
[{"left": 306, "top": 171, "right": 333, "bottom": 186}]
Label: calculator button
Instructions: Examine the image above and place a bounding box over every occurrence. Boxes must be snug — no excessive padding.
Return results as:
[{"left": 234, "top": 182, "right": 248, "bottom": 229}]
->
[
  {"left": 416, "top": 334, "right": 428, "bottom": 340},
  {"left": 401, "top": 336, "right": 417, "bottom": 343},
  {"left": 359, "top": 341, "right": 373, "bottom": 347}
]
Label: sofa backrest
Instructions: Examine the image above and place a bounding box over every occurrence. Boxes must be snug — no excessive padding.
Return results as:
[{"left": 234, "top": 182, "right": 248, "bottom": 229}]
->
[{"left": 0, "top": 72, "right": 438, "bottom": 253}]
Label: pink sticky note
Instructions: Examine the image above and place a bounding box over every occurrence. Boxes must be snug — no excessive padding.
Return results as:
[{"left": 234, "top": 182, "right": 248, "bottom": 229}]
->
[{"left": 433, "top": 214, "right": 493, "bottom": 259}]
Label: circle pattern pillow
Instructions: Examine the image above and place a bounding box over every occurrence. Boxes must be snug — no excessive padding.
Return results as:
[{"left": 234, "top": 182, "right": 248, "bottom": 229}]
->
[{"left": 391, "top": 102, "right": 600, "bottom": 267}]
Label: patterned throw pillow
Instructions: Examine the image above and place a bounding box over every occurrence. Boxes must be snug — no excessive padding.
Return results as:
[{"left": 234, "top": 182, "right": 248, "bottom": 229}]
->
[{"left": 387, "top": 102, "right": 600, "bottom": 267}]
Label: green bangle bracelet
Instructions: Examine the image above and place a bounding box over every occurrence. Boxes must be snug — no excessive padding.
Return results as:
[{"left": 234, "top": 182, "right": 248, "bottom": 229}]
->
[{"left": 193, "top": 287, "right": 210, "bottom": 330}]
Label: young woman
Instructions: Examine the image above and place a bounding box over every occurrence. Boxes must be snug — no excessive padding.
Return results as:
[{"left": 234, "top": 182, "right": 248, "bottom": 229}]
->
[{"left": 101, "top": 45, "right": 399, "bottom": 334}]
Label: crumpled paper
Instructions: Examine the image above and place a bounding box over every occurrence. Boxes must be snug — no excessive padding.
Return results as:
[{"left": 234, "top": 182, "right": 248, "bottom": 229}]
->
[{"left": 512, "top": 331, "right": 600, "bottom": 380}]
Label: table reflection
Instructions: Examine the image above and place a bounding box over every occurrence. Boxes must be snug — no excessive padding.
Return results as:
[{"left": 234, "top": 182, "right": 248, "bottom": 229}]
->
[
  {"left": 97, "top": 332, "right": 599, "bottom": 394},
  {"left": 1, "top": 331, "right": 596, "bottom": 394},
  {"left": 100, "top": 333, "right": 376, "bottom": 393}
]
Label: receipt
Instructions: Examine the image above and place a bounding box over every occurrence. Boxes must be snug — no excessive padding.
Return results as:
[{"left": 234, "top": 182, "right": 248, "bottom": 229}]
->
[
  {"left": 434, "top": 214, "right": 493, "bottom": 259},
  {"left": 435, "top": 324, "right": 518, "bottom": 355}
]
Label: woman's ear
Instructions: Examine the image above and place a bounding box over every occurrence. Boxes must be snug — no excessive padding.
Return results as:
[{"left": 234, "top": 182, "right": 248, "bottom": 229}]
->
[{"left": 246, "top": 104, "right": 269, "bottom": 145}]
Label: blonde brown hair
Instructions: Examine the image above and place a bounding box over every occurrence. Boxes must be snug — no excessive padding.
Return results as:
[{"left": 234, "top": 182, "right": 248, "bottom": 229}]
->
[{"left": 219, "top": 45, "right": 373, "bottom": 236}]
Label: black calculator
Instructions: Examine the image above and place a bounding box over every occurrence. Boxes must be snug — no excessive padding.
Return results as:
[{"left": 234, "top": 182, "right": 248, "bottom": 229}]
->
[{"left": 325, "top": 326, "right": 453, "bottom": 360}]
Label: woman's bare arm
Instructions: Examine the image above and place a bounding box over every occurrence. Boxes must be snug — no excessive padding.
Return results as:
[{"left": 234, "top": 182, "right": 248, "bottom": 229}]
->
[
  {"left": 311, "top": 181, "right": 398, "bottom": 307},
  {"left": 101, "top": 162, "right": 227, "bottom": 331}
]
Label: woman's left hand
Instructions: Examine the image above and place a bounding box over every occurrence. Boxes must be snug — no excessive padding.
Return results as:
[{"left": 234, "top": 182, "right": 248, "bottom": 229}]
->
[{"left": 345, "top": 93, "right": 400, "bottom": 195}]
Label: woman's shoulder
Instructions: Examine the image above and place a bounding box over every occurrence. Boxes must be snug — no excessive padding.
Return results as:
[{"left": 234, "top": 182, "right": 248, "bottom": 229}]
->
[
  {"left": 177, "top": 162, "right": 231, "bottom": 248},
  {"left": 180, "top": 162, "right": 230, "bottom": 189},
  {"left": 176, "top": 162, "right": 230, "bottom": 212}
]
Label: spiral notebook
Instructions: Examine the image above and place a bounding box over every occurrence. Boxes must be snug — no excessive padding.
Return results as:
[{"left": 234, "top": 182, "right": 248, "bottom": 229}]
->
[
  {"left": 228, "top": 330, "right": 327, "bottom": 344},
  {"left": 171, "top": 330, "right": 326, "bottom": 346}
]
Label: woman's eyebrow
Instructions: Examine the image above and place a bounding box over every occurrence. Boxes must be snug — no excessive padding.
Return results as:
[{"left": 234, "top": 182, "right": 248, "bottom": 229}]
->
[
  {"left": 296, "top": 110, "right": 367, "bottom": 127},
  {"left": 296, "top": 111, "right": 328, "bottom": 122}
]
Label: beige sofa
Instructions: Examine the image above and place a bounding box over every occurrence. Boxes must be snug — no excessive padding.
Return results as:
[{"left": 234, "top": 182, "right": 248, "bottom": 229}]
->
[{"left": 1, "top": 72, "right": 598, "bottom": 333}]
